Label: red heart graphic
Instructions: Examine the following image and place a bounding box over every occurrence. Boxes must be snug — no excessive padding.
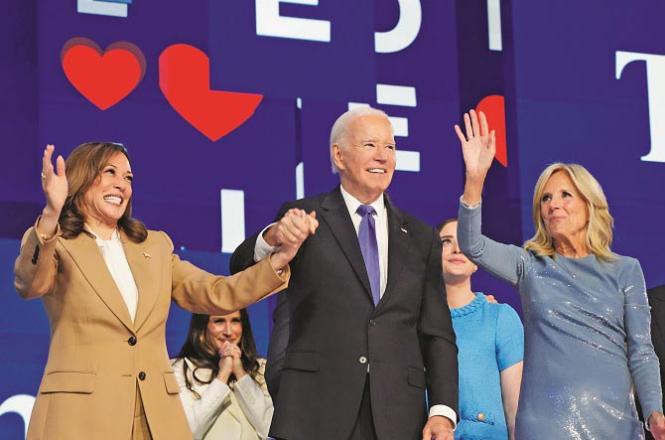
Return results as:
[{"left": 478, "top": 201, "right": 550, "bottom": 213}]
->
[
  {"left": 476, "top": 95, "right": 508, "bottom": 167},
  {"left": 61, "top": 38, "right": 145, "bottom": 110},
  {"left": 159, "top": 44, "right": 263, "bottom": 141}
]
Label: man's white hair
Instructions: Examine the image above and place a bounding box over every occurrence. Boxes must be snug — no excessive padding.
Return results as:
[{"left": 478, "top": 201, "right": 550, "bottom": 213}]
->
[{"left": 329, "top": 107, "right": 391, "bottom": 173}]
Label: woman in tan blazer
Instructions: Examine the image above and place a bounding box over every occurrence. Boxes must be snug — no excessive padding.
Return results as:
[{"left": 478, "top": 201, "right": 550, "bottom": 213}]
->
[
  {"left": 172, "top": 310, "right": 272, "bottom": 439},
  {"left": 14, "top": 142, "right": 318, "bottom": 440}
]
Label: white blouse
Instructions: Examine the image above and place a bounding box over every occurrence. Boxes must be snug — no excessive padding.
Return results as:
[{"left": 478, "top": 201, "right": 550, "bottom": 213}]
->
[
  {"left": 171, "top": 357, "right": 273, "bottom": 440},
  {"left": 88, "top": 228, "right": 138, "bottom": 321}
]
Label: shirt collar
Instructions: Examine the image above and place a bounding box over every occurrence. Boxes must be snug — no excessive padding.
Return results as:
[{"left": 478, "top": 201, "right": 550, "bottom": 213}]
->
[
  {"left": 339, "top": 184, "right": 385, "bottom": 217},
  {"left": 85, "top": 225, "right": 120, "bottom": 246}
]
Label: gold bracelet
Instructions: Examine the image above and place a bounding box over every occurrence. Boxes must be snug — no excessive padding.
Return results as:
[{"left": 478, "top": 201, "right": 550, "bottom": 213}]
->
[{"left": 38, "top": 230, "right": 56, "bottom": 241}]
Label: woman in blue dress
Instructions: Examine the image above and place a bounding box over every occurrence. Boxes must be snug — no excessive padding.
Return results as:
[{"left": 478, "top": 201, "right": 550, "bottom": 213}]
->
[
  {"left": 438, "top": 218, "right": 523, "bottom": 439},
  {"left": 452, "top": 109, "right": 665, "bottom": 439}
]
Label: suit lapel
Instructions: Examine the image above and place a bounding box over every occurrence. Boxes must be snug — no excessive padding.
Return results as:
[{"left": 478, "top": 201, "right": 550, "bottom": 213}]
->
[
  {"left": 60, "top": 232, "right": 134, "bottom": 332},
  {"left": 382, "top": 196, "right": 411, "bottom": 306},
  {"left": 319, "top": 188, "right": 373, "bottom": 302},
  {"left": 121, "top": 232, "right": 159, "bottom": 332}
]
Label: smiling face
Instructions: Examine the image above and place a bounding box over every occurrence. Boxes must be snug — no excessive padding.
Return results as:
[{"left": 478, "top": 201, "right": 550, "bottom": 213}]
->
[
  {"left": 332, "top": 113, "right": 396, "bottom": 204},
  {"left": 206, "top": 311, "right": 243, "bottom": 351},
  {"left": 81, "top": 151, "right": 133, "bottom": 229},
  {"left": 439, "top": 221, "right": 477, "bottom": 283},
  {"left": 539, "top": 171, "right": 589, "bottom": 248}
]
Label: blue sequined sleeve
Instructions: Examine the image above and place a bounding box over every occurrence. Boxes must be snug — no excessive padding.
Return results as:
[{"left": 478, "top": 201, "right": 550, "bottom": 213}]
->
[
  {"left": 622, "top": 257, "right": 664, "bottom": 418},
  {"left": 457, "top": 200, "right": 530, "bottom": 286}
]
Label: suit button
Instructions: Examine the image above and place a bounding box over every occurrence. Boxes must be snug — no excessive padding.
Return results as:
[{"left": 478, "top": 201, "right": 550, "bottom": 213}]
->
[
  {"left": 128, "top": 336, "right": 137, "bottom": 346},
  {"left": 369, "top": 319, "right": 376, "bottom": 327},
  {"left": 138, "top": 371, "right": 146, "bottom": 381},
  {"left": 477, "top": 412, "right": 486, "bottom": 422},
  {"left": 359, "top": 356, "right": 367, "bottom": 364}
]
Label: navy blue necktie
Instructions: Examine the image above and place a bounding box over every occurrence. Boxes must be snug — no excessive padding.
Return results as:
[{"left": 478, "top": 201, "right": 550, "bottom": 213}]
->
[{"left": 357, "top": 205, "right": 380, "bottom": 306}]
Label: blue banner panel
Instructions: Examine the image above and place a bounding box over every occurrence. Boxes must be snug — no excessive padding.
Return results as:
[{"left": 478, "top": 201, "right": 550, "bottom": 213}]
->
[
  {"left": 510, "top": 0, "right": 665, "bottom": 286},
  {"left": 209, "top": 0, "right": 376, "bottom": 102}
]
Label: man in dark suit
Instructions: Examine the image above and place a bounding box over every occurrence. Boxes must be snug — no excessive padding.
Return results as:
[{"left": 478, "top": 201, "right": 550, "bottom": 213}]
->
[
  {"left": 231, "top": 107, "right": 458, "bottom": 440},
  {"left": 645, "top": 285, "right": 665, "bottom": 440}
]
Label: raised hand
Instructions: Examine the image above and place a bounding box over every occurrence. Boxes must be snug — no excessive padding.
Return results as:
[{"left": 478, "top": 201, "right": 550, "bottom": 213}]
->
[
  {"left": 41, "top": 144, "right": 68, "bottom": 214},
  {"left": 37, "top": 145, "right": 68, "bottom": 238},
  {"left": 454, "top": 109, "right": 496, "bottom": 178},
  {"left": 268, "top": 209, "right": 319, "bottom": 271},
  {"left": 454, "top": 110, "right": 496, "bottom": 206}
]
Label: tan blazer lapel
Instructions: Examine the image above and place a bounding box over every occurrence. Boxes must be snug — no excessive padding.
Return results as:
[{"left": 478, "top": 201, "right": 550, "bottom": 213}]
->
[
  {"left": 60, "top": 232, "right": 134, "bottom": 331},
  {"left": 121, "top": 233, "right": 159, "bottom": 332}
]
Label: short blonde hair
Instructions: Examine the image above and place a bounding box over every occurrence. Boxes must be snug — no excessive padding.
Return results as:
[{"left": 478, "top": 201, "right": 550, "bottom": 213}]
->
[{"left": 524, "top": 163, "right": 615, "bottom": 261}]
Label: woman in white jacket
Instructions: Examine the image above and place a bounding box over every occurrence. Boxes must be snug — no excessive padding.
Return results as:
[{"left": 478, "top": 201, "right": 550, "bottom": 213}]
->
[{"left": 172, "top": 310, "right": 272, "bottom": 439}]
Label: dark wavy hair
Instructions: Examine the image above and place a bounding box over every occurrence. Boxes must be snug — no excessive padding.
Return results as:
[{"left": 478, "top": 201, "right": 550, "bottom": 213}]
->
[
  {"left": 59, "top": 142, "right": 147, "bottom": 242},
  {"left": 174, "top": 310, "right": 261, "bottom": 398},
  {"left": 436, "top": 218, "right": 458, "bottom": 234}
]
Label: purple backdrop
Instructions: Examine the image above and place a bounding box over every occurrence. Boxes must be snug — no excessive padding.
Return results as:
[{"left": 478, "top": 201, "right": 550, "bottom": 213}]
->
[{"left": 1, "top": 1, "right": 664, "bottom": 437}]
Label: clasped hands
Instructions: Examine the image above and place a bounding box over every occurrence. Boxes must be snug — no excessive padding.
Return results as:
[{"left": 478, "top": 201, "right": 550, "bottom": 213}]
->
[
  {"left": 266, "top": 208, "right": 319, "bottom": 271},
  {"left": 216, "top": 341, "right": 246, "bottom": 383}
]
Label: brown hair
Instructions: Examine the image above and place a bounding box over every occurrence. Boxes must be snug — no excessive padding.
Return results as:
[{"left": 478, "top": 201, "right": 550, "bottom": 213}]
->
[
  {"left": 524, "top": 163, "right": 615, "bottom": 261},
  {"left": 174, "top": 311, "right": 262, "bottom": 398},
  {"left": 436, "top": 218, "right": 458, "bottom": 234},
  {"left": 59, "top": 142, "right": 147, "bottom": 242}
]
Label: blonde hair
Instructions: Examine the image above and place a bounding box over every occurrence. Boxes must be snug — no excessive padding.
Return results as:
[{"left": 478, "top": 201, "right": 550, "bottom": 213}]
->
[{"left": 524, "top": 163, "right": 615, "bottom": 261}]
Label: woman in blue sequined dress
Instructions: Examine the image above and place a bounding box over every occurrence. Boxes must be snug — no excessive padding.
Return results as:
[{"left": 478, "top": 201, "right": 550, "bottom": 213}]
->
[{"left": 452, "top": 109, "right": 665, "bottom": 440}]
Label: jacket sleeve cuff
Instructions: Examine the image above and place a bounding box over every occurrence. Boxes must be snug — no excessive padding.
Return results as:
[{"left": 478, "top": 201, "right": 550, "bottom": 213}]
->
[
  {"left": 254, "top": 223, "right": 280, "bottom": 262},
  {"left": 459, "top": 195, "right": 481, "bottom": 210},
  {"left": 34, "top": 216, "right": 62, "bottom": 245},
  {"left": 429, "top": 405, "right": 457, "bottom": 430}
]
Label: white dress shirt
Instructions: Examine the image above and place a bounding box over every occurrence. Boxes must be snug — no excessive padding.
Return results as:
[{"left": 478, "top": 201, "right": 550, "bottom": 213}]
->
[
  {"left": 254, "top": 187, "right": 388, "bottom": 299},
  {"left": 88, "top": 227, "right": 139, "bottom": 322},
  {"left": 338, "top": 185, "right": 389, "bottom": 297}
]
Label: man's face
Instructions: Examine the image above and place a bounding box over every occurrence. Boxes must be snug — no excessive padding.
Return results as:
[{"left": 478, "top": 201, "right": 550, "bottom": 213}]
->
[{"left": 332, "top": 114, "right": 396, "bottom": 204}]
